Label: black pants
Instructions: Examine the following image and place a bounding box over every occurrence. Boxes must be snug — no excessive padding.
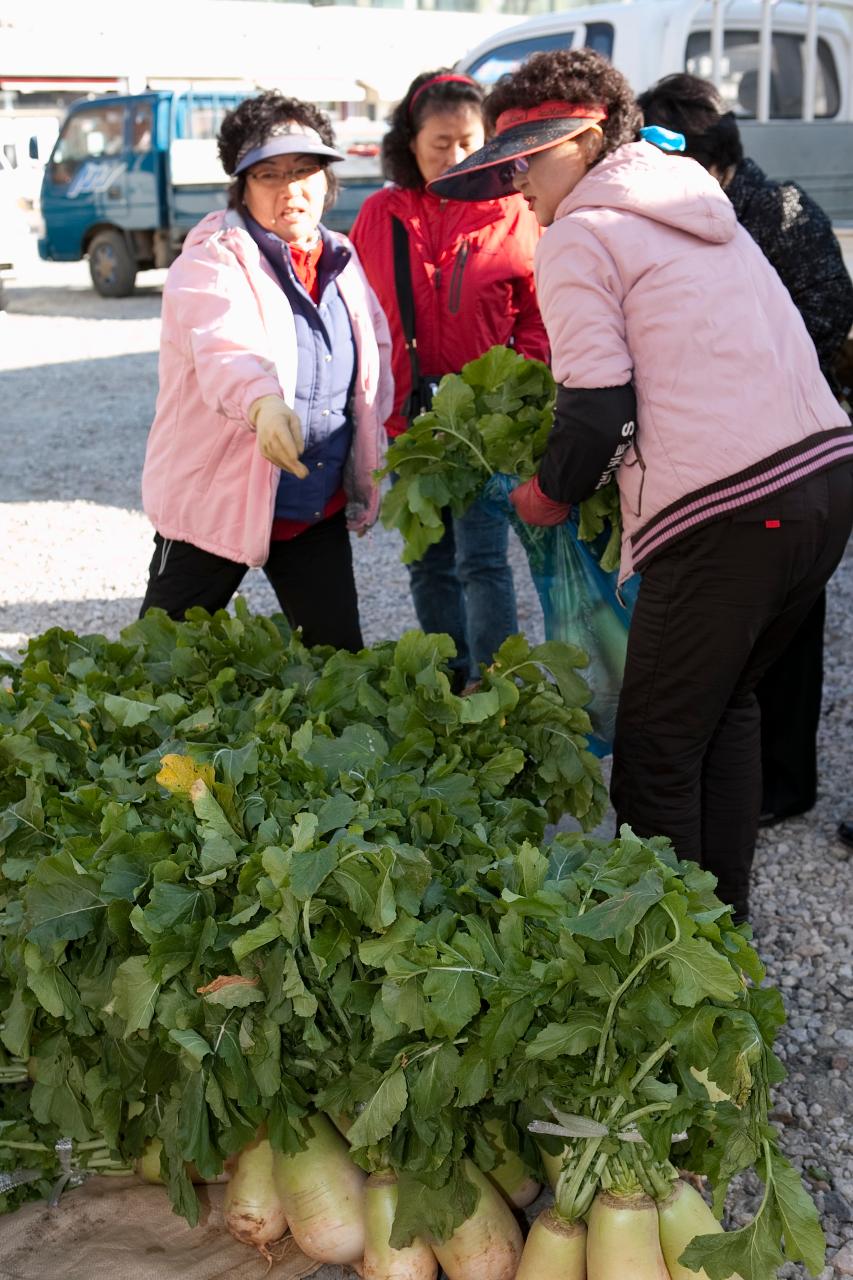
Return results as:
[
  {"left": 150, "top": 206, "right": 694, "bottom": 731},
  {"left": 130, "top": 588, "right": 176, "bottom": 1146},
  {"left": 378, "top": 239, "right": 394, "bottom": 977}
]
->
[
  {"left": 756, "top": 590, "right": 825, "bottom": 818},
  {"left": 139, "top": 510, "right": 363, "bottom": 651},
  {"left": 611, "top": 465, "right": 853, "bottom": 917}
]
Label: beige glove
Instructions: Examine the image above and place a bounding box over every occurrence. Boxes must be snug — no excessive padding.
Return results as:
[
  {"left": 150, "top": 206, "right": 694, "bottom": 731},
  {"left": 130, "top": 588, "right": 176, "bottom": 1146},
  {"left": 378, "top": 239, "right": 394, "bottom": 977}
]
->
[{"left": 248, "top": 395, "right": 308, "bottom": 479}]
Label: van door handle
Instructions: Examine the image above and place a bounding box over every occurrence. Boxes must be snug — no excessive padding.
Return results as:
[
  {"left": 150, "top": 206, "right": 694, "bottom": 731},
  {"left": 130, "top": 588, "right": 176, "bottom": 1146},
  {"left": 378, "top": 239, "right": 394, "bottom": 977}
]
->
[{"left": 107, "top": 186, "right": 123, "bottom": 198}]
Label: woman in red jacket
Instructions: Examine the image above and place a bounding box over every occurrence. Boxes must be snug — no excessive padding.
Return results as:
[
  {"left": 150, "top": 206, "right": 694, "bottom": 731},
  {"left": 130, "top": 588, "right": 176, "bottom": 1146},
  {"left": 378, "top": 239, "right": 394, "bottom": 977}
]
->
[{"left": 351, "top": 69, "right": 548, "bottom": 692}]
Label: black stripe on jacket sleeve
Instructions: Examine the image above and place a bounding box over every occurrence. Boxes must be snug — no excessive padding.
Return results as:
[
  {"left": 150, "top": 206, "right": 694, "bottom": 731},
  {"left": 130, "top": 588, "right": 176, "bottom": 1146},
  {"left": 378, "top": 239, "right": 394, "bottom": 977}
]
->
[{"left": 537, "top": 383, "right": 638, "bottom": 505}]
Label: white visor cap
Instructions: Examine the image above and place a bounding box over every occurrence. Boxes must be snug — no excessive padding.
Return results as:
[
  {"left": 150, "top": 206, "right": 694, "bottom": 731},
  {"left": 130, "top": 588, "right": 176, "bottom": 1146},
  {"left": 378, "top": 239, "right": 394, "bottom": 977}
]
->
[{"left": 233, "top": 121, "right": 345, "bottom": 174}]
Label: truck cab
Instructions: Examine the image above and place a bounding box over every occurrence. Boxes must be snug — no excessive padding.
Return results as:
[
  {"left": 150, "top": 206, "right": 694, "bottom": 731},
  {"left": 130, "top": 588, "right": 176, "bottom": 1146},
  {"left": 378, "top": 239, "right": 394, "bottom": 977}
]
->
[{"left": 38, "top": 89, "right": 246, "bottom": 296}]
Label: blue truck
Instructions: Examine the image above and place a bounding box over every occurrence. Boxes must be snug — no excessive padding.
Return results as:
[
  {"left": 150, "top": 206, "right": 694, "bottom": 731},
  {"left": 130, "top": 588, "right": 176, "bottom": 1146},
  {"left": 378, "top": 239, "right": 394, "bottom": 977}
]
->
[{"left": 37, "top": 89, "right": 382, "bottom": 296}]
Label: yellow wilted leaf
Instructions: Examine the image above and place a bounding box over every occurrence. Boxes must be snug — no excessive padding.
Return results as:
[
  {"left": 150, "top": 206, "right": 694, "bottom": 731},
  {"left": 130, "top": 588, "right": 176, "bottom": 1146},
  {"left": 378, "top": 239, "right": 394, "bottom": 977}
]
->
[
  {"left": 196, "top": 975, "right": 259, "bottom": 996},
  {"left": 196, "top": 974, "right": 264, "bottom": 1009},
  {"left": 156, "top": 753, "right": 214, "bottom": 795}
]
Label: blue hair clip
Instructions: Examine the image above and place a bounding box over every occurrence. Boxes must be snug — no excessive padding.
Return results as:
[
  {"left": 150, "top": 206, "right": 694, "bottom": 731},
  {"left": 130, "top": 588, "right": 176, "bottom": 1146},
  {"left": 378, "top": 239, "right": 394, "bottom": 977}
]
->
[{"left": 639, "top": 125, "right": 687, "bottom": 153}]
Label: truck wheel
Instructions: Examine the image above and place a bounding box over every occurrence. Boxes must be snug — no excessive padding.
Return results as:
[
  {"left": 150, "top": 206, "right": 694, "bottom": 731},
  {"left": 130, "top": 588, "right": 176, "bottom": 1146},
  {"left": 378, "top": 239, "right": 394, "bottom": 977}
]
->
[{"left": 88, "top": 230, "right": 137, "bottom": 297}]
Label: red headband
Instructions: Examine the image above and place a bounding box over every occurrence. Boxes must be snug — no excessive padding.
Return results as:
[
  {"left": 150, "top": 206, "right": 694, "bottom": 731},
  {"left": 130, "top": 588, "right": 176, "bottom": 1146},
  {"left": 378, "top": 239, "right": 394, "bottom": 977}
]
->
[
  {"left": 495, "top": 101, "right": 608, "bottom": 134},
  {"left": 409, "top": 73, "right": 478, "bottom": 115}
]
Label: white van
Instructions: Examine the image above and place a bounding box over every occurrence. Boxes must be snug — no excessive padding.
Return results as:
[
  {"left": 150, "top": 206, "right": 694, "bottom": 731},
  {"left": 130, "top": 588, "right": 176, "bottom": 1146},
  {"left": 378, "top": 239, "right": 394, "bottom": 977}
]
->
[
  {"left": 0, "top": 118, "right": 58, "bottom": 209},
  {"left": 0, "top": 151, "right": 32, "bottom": 310},
  {"left": 457, "top": 0, "right": 853, "bottom": 267}
]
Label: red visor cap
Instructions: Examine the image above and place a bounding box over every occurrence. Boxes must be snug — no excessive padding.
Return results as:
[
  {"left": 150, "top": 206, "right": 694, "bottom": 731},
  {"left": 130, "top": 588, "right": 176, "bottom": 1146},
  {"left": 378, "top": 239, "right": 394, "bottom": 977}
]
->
[{"left": 428, "top": 101, "right": 607, "bottom": 202}]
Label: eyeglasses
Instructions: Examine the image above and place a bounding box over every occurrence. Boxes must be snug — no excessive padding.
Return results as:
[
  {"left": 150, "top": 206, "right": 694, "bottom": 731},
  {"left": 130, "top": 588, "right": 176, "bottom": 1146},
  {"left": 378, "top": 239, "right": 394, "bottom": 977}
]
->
[
  {"left": 247, "top": 162, "right": 323, "bottom": 187},
  {"left": 510, "top": 125, "right": 602, "bottom": 177}
]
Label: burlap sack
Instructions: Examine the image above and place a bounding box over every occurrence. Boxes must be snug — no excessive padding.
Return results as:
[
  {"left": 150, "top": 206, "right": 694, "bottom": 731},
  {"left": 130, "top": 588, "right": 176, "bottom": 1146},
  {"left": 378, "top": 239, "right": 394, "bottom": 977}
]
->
[{"left": 0, "top": 1176, "right": 324, "bottom": 1279}]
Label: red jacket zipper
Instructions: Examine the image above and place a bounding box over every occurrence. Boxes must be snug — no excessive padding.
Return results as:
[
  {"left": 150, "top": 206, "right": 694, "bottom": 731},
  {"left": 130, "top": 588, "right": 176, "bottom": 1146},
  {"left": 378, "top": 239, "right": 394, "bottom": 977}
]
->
[{"left": 448, "top": 240, "right": 470, "bottom": 315}]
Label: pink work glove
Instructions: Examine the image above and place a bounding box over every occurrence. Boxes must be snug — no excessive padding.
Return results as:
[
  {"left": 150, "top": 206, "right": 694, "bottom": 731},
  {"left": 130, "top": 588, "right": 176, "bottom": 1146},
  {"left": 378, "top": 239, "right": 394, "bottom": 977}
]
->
[{"left": 510, "top": 475, "right": 571, "bottom": 526}]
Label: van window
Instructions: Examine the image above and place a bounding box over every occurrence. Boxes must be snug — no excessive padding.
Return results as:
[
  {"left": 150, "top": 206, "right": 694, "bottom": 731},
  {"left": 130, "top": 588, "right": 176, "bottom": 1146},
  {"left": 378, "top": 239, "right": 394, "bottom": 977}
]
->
[
  {"left": 685, "top": 30, "right": 840, "bottom": 118},
  {"left": 467, "top": 21, "right": 613, "bottom": 85},
  {"left": 48, "top": 105, "right": 127, "bottom": 184},
  {"left": 467, "top": 32, "right": 575, "bottom": 84},
  {"left": 584, "top": 22, "right": 616, "bottom": 59}
]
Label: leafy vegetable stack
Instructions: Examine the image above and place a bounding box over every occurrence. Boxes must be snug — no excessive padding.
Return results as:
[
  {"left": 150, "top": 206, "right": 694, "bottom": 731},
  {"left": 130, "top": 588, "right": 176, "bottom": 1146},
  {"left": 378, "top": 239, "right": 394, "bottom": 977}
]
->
[
  {"left": 378, "top": 345, "right": 624, "bottom": 572},
  {"left": 0, "top": 609, "right": 824, "bottom": 1279}
]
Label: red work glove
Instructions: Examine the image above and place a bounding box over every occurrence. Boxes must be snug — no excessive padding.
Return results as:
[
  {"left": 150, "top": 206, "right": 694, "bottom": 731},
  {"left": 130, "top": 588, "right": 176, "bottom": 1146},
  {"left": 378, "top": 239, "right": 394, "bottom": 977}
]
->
[{"left": 510, "top": 475, "right": 571, "bottom": 526}]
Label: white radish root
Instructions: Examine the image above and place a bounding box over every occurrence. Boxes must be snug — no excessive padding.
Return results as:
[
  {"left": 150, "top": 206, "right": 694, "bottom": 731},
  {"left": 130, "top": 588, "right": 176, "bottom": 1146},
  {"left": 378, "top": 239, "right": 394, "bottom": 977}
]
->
[
  {"left": 363, "top": 1171, "right": 438, "bottom": 1280},
  {"left": 586, "top": 1191, "right": 670, "bottom": 1280},
  {"left": 136, "top": 1137, "right": 228, "bottom": 1186},
  {"left": 431, "top": 1161, "right": 523, "bottom": 1280},
  {"left": 136, "top": 1138, "right": 165, "bottom": 1184},
  {"left": 273, "top": 1112, "right": 366, "bottom": 1264},
  {"left": 482, "top": 1118, "right": 541, "bottom": 1208},
  {"left": 658, "top": 1178, "right": 744, "bottom": 1280},
  {"left": 538, "top": 1140, "right": 570, "bottom": 1190},
  {"left": 516, "top": 1207, "right": 587, "bottom": 1279},
  {"left": 223, "top": 1132, "right": 289, "bottom": 1256},
  {"left": 327, "top": 1111, "right": 355, "bottom": 1138}
]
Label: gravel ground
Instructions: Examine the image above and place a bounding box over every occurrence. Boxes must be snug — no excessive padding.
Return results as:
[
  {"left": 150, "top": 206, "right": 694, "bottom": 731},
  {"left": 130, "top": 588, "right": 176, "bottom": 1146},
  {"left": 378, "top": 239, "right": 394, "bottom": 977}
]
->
[{"left": 1, "top": 236, "right": 851, "bottom": 1279}]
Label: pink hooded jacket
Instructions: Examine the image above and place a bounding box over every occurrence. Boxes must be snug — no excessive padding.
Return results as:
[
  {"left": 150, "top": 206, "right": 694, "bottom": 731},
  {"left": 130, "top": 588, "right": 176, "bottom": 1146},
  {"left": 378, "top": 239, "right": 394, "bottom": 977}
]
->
[
  {"left": 142, "top": 209, "right": 394, "bottom": 567},
  {"left": 535, "top": 143, "right": 852, "bottom": 580}
]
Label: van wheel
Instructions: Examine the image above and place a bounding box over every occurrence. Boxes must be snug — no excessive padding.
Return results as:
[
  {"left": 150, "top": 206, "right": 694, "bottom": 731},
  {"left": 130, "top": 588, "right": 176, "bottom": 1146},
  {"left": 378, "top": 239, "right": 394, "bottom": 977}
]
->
[{"left": 88, "top": 230, "right": 137, "bottom": 297}]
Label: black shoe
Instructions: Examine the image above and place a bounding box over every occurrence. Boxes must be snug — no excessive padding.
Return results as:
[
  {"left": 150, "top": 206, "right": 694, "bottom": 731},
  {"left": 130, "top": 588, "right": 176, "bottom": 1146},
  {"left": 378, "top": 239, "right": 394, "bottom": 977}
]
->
[
  {"left": 838, "top": 820, "right": 853, "bottom": 850},
  {"left": 714, "top": 883, "right": 750, "bottom": 926},
  {"left": 758, "top": 806, "right": 811, "bottom": 829},
  {"left": 449, "top": 668, "right": 468, "bottom": 695}
]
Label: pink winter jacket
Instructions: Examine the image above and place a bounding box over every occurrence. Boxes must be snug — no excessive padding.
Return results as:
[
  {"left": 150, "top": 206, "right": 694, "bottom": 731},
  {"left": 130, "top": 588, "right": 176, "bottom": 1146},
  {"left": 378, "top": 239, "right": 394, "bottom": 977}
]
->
[
  {"left": 142, "top": 209, "right": 394, "bottom": 567},
  {"left": 535, "top": 142, "right": 852, "bottom": 580}
]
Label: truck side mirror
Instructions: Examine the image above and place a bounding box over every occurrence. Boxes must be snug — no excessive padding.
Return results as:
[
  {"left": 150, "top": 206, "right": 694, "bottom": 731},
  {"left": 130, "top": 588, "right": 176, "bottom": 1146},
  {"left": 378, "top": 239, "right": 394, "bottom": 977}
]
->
[{"left": 29, "top": 136, "right": 39, "bottom": 160}]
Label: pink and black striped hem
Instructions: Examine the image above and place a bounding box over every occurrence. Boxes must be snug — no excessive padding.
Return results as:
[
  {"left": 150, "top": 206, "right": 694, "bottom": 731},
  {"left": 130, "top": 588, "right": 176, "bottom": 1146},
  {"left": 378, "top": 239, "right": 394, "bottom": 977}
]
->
[{"left": 630, "top": 426, "right": 853, "bottom": 570}]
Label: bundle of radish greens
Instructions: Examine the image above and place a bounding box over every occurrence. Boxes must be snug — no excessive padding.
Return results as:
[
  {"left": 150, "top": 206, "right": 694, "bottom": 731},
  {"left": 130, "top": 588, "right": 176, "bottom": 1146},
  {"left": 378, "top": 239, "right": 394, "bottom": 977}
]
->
[
  {"left": 378, "top": 345, "right": 625, "bottom": 572},
  {"left": 0, "top": 608, "right": 823, "bottom": 1279}
]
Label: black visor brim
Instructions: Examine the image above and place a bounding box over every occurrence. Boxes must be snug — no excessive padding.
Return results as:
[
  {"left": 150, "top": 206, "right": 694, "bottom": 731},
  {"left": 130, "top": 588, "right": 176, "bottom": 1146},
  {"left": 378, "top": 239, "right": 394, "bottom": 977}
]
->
[{"left": 427, "top": 117, "right": 598, "bottom": 201}]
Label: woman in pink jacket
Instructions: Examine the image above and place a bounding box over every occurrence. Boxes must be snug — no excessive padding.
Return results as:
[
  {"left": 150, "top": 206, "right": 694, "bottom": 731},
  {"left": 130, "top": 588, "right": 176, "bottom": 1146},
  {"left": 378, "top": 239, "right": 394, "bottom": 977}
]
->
[
  {"left": 432, "top": 49, "right": 853, "bottom": 922},
  {"left": 140, "top": 93, "right": 393, "bottom": 650}
]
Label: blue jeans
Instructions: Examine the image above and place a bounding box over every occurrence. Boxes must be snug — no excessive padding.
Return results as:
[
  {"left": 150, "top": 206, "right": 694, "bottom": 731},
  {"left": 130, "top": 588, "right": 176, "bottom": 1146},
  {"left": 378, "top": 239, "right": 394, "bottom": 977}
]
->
[{"left": 407, "top": 496, "right": 518, "bottom": 686}]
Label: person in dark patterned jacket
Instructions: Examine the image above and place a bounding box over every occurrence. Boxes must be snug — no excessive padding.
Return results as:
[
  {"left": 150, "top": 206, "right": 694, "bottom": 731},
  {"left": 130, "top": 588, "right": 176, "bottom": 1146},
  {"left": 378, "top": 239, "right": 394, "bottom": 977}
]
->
[
  {"left": 638, "top": 72, "right": 853, "bottom": 828},
  {"left": 725, "top": 158, "right": 853, "bottom": 393}
]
